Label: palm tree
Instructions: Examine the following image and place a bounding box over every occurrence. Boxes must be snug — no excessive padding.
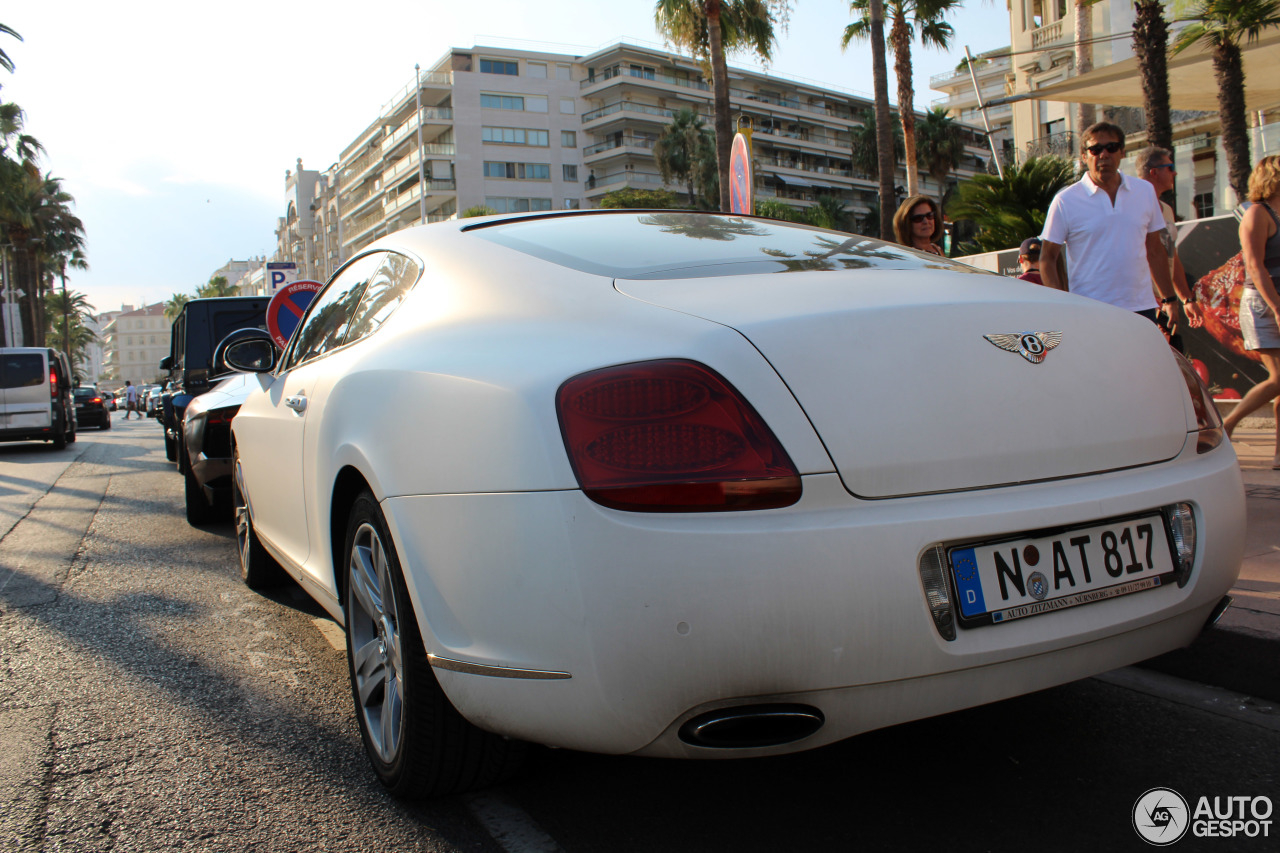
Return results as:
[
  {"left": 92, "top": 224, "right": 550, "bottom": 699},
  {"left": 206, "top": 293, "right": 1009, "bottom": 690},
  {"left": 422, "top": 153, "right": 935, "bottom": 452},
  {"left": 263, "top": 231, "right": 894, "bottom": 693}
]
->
[
  {"left": 1075, "top": 1, "right": 1096, "bottom": 132},
  {"left": 946, "top": 156, "right": 1075, "bottom": 254},
  {"left": 0, "top": 23, "right": 20, "bottom": 75},
  {"left": 915, "top": 106, "right": 966, "bottom": 191},
  {"left": 164, "top": 293, "right": 191, "bottom": 322},
  {"left": 654, "top": 0, "right": 790, "bottom": 212},
  {"left": 195, "top": 274, "right": 238, "bottom": 298},
  {"left": 849, "top": 107, "right": 904, "bottom": 179},
  {"left": 805, "top": 194, "right": 855, "bottom": 232},
  {"left": 45, "top": 285, "right": 96, "bottom": 377},
  {"left": 652, "top": 107, "right": 717, "bottom": 207},
  {"left": 843, "top": 0, "right": 962, "bottom": 198},
  {"left": 1174, "top": 0, "right": 1280, "bottom": 200},
  {"left": 1133, "top": 0, "right": 1174, "bottom": 152},
  {"left": 868, "top": 0, "right": 896, "bottom": 240}
]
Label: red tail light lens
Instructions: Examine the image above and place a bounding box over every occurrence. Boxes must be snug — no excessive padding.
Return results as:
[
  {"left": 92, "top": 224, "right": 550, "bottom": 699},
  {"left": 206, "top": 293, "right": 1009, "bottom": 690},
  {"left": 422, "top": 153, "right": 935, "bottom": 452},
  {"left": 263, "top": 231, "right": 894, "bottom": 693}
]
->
[
  {"left": 50, "top": 372, "right": 57, "bottom": 396},
  {"left": 557, "top": 360, "right": 801, "bottom": 512},
  {"left": 1172, "top": 349, "right": 1223, "bottom": 454},
  {"left": 207, "top": 406, "right": 240, "bottom": 426}
]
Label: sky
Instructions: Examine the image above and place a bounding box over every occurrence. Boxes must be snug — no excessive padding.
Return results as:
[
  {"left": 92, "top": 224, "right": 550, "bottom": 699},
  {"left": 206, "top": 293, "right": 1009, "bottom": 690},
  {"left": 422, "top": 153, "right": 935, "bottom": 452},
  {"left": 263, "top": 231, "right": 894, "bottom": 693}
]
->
[{"left": 2, "top": 0, "right": 1012, "bottom": 315}]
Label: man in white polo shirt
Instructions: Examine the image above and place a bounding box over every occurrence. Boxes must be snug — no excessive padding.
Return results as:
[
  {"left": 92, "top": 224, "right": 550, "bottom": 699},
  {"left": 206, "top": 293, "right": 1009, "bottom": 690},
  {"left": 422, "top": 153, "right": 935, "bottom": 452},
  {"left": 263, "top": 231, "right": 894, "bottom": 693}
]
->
[{"left": 1040, "top": 122, "right": 1202, "bottom": 329}]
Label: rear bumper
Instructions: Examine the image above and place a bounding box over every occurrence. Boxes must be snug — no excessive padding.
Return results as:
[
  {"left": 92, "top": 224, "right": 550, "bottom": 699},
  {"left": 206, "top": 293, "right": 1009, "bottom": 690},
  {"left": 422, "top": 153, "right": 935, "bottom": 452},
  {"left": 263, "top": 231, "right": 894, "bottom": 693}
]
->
[{"left": 379, "top": 437, "right": 1245, "bottom": 757}]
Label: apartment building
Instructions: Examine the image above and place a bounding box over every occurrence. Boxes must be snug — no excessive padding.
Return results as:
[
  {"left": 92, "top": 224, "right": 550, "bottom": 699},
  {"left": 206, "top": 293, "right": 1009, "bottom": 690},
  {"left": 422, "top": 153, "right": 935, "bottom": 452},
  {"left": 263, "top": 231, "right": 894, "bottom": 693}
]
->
[
  {"left": 101, "top": 302, "right": 169, "bottom": 385},
  {"left": 929, "top": 48, "right": 1015, "bottom": 172},
  {"left": 279, "top": 41, "right": 987, "bottom": 277}
]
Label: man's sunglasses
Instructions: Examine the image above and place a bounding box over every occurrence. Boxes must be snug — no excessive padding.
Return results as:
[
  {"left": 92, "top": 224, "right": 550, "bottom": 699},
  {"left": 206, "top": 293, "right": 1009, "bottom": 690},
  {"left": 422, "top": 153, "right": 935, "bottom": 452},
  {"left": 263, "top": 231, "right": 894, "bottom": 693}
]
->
[
  {"left": 1150, "top": 163, "right": 1176, "bottom": 172},
  {"left": 1085, "top": 141, "right": 1123, "bottom": 155},
  {"left": 910, "top": 211, "right": 935, "bottom": 223}
]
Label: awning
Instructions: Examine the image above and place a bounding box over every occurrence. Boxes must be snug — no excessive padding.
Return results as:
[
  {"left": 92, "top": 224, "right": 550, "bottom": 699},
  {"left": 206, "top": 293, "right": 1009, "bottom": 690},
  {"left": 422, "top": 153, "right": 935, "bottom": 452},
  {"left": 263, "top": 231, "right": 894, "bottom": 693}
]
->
[
  {"left": 993, "top": 30, "right": 1280, "bottom": 112},
  {"left": 781, "top": 176, "right": 814, "bottom": 188}
]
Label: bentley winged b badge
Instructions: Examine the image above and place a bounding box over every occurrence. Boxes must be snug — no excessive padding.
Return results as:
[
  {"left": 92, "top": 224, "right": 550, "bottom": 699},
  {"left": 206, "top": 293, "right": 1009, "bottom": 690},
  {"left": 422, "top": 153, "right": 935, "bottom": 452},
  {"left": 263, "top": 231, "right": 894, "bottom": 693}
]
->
[{"left": 983, "top": 331, "right": 1062, "bottom": 364}]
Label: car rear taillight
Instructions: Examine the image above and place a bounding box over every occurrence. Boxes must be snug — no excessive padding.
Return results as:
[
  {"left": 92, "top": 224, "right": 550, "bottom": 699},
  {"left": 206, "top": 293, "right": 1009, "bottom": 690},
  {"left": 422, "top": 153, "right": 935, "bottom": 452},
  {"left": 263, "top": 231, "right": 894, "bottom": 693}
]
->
[
  {"left": 91, "top": 397, "right": 102, "bottom": 404},
  {"left": 207, "top": 406, "right": 240, "bottom": 426},
  {"left": 1172, "top": 350, "right": 1223, "bottom": 454},
  {"left": 557, "top": 360, "right": 801, "bottom": 512},
  {"left": 50, "top": 371, "right": 57, "bottom": 397}
]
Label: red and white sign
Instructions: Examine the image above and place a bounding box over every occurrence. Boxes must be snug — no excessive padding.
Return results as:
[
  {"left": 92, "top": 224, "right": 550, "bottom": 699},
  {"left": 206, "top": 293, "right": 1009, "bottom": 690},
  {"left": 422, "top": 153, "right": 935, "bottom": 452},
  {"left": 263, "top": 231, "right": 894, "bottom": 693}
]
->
[
  {"left": 729, "top": 132, "right": 753, "bottom": 215},
  {"left": 266, "top": 279, "right": 323, "bottom": 349}
]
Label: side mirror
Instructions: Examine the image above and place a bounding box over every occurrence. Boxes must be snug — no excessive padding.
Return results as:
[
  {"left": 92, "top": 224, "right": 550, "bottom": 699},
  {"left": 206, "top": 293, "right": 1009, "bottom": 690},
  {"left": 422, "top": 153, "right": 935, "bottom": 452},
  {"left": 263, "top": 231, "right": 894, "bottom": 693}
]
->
[
  {"left": 223, "top": 339, "right": 279, "bottom": 373},
  {"left": 159, "top": 356, "right": 173, "bottom": 371},
  {"left": 213, "top": 328, "right": 279, "bottom": 375}
]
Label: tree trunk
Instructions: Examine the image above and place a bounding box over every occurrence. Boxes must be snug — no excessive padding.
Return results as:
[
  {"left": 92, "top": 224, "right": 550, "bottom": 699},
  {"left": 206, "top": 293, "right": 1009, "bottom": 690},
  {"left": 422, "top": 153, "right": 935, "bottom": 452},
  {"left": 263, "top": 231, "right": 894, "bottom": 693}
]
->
[
  {"left": 870, "top": 0, "right": 896, "bottom": 241},
  {"left": 707, "top": 0, "right": 733, "bottom": 213},
  {"left": 1133, "top": 0, "right": 1172, "bottom": 151},
  {"left": 1074, "top": 1, "right": 1096, "bottom": 132},
  {"left": 1213, "top": 41, "right": 1250, "bottom": 202},
  {"left": 12, "top": 237, "right": 36, "bottom": 347},
  {"left": 34, "top": 258, "right": 47, "bottom": 347},
  {"left": 889, "top": 17, "right": 918, "bottom": 196}
]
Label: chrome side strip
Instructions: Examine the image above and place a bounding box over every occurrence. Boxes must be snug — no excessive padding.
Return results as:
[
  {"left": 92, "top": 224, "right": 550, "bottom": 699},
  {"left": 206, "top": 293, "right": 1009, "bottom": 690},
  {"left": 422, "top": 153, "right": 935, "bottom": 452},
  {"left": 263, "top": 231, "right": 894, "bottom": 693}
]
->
[{"left": 428, "top": 654, "right": 571, "bottom": 680}]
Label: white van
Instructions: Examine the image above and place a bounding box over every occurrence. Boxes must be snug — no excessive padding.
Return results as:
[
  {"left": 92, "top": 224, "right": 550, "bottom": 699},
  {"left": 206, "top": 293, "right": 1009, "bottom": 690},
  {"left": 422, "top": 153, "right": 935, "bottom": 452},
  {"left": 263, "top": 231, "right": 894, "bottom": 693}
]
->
[{"left": 0, "top": 347, "right": 77, "bottom": 449}]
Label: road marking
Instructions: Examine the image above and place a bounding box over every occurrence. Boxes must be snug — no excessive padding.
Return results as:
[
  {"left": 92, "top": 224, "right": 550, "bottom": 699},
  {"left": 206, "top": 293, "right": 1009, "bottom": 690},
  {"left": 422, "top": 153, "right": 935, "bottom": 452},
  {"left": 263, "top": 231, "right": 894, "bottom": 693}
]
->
[
  {"left": 465, "top": 792, "right": 566, "bottom": 853},
  {"left": 311, "top": 618, "right": 346, "bottom": 652},
  {"left": 1096, "top": 667, "right": 1280, "bottom": 732}
]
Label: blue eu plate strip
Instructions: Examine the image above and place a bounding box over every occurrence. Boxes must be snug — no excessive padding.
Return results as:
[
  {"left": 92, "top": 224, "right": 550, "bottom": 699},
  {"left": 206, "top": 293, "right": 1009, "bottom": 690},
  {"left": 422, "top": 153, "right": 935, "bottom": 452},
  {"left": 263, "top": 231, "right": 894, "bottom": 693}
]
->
[{"left": 950, "top": 547, "right": 987, "bottom": 618}]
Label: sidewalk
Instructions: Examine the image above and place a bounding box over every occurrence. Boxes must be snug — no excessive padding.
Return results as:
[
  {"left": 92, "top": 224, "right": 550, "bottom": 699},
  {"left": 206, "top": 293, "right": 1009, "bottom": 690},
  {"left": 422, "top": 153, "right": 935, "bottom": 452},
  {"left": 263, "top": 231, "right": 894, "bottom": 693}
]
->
[{"left": 1138, "top": 424, "right": 1280, "bottom": 702}]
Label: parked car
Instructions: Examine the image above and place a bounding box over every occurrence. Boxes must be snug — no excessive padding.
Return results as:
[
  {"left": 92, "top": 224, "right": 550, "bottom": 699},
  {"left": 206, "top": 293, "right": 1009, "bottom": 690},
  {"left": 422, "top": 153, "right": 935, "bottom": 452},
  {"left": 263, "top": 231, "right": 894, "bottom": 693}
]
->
[
  {"left": 182, "top": 330, "right": 278, "bottom": 525},
  {"left": 72, "top": 386, "right": 112, "bottom": 430},
  {"left": 160, "top": 296, "right": 270, "bottom": 465},
  {"left": 228, "top": 211, "right": 1244, "bottom": 799},
  {"left": 1, "top": 347, "right": 77, "bottom": 449}
]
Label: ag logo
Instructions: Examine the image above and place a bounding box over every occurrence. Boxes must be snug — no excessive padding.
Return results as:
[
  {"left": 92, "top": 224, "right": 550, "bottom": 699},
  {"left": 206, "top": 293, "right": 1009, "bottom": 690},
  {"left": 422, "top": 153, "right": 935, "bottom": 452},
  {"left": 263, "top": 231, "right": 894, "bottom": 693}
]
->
[{"left": 1133, "top": 787, "right": 1190, "bottom": 845}]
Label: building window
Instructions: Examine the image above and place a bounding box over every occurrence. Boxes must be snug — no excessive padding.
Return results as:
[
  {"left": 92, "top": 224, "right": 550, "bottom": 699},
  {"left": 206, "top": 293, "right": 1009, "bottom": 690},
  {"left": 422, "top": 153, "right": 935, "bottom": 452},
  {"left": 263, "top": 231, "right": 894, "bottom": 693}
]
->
[
  {"left": 563, "top": 165, "right": 578, "bottom": 181},
  {"left": 1193, "top": 192, "right": 1214, "bottom": 219},
  {"left": 481, "top": 93, "right": 525, "bottom": 111},
  {"left": 480, "top": 59, "right": 519, "bottom": 76},
  {"left": 526, "top": 96, "right": 548, "bottom": 113},
  {"left": 556, "top": 64, "right": 572, "bottom": 81},
  {"left": 629, "top": 64, "right": 656, "bottom": 80},
  {"left": 486, "top": 196, "right": 554, "bottom": 213},
  {"left": 564, "top": 198, "right": 580, "bottom": 209},
  {"left": 527, "top": 61, "right": 547, "bottom": 79},
  {"left": 482, "top": 127, "right": 549, "bottom": 146},
  {"left": 484, "top": 162, "right": 552, "bottom": 180},
  {"left": 561, "top": 130, "right": 577, "bottom": 148},
  {"left": 559, "top": 98, "right": 576, "bottom": 115}
]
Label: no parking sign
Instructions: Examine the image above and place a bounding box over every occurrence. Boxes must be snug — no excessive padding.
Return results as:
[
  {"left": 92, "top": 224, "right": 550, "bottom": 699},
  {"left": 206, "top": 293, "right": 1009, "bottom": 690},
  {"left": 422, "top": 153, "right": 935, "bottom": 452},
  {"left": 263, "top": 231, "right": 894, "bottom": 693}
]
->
[{"left": 266, "top": 280, "right": 323, "bottom": 348}]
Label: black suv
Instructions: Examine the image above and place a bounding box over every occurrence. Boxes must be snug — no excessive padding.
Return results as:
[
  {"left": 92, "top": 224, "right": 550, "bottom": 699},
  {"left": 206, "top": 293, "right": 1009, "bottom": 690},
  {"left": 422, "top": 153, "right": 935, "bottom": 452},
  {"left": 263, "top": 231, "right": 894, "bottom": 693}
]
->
[{"left": 159, "top": 296, "right": 270, "bottom": 467}]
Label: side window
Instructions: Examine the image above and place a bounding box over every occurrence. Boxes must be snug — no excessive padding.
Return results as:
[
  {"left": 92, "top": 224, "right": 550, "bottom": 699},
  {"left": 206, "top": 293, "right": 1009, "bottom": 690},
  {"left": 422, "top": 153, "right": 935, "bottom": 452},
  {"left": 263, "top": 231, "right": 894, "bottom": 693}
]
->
[
  {"left": 285, "top": 254, "right": 381, "bottom": 368},
  {"left": 343, "top": 253, "right": 421, "bottom": 346},
  {"left": 0, "top": 353, "right": 45, "bottom": 388}
]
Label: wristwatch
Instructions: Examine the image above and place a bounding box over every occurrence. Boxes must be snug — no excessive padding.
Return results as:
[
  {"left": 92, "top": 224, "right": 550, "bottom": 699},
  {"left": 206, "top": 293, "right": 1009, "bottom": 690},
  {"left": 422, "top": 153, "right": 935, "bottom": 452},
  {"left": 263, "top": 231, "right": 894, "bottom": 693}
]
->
[
  {"left": 1161, "top": 296, "right": 1178, "bottom": 305},
  {"left": 1181, "top": 294, "right": 1198, "bottom": 304}
]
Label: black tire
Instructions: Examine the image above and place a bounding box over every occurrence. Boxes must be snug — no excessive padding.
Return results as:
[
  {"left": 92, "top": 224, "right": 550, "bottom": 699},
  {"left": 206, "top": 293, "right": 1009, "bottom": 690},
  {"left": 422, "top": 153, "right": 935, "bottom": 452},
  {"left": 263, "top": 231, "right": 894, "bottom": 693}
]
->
[
  {"left": 51, "top": 417, "right": 67, "bottom": 450},
  {"left": 102, "top": 415, "right": 112, "bottom": 431},
  {"left": 164, "top": 431, "right": 176, "bottom": 459},
  {"left": 184, "top": 463, "right": 216, "bottom": 526},
  {"left": 233, "top": 446, "right": 285, "bottom": 589},
  {"left": 66, "top": 419, "right": 76, "bottom": 444},
  {"left": 344, "top": 492, "right": 525, "bottom": 798}
]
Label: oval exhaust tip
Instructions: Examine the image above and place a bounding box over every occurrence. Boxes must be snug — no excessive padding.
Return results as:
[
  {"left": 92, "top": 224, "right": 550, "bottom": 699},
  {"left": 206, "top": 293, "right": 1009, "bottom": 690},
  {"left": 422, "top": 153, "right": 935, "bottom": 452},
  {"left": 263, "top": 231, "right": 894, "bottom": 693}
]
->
[{"left": 679, "top": 704, "right": 824, "bottom": 749}]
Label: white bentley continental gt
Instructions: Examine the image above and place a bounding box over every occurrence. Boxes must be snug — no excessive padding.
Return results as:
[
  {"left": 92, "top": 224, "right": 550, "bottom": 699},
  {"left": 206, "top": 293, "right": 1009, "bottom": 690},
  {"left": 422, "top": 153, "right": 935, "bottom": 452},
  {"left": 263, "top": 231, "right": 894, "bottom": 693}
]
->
[{"left": 226, "top": 210, "right": 1244, "bottom": 797}]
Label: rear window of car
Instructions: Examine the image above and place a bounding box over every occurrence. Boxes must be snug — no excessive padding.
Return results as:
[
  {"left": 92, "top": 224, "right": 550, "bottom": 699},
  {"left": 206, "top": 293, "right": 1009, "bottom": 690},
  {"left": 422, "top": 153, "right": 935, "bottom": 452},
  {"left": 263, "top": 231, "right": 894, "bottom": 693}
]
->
[
  {"left": 73, "top": 388, "right": 97, "bottom": 400},
  {"left": 469, "top": 211, "right": 983, "bottom": 280},
  {"left": 0, "top": 353, "right": 44, "bottom": 389}
]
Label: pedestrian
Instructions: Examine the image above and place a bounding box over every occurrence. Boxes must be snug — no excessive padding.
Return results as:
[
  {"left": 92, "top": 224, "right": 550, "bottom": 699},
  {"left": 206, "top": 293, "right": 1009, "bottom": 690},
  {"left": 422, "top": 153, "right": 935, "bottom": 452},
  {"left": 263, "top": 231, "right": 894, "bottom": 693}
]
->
[
  {"left": 124, "top": 380, "right": 138, "bottom": 419},
  {"left": 1222, "top": 154, "right": 1280, "bottom": 464},
  {"left": 893, "top": 195, "right": 945, "bottom": 256},
  {"left": 1135, "top": 145, "right": 1196, "bottom": 350},
  {"left": 1016, "top": 237, "right": 1044, "bottom": 284},
  {"left": 1039, "top": 122, "right": 1202, "bottom": 329}
]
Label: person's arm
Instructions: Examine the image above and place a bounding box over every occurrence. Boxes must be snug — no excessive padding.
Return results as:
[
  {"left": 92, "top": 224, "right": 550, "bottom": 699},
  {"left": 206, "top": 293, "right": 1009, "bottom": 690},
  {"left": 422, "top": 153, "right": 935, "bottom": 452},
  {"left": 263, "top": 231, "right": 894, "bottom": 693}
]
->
[
  {"left": 1145, "top": 230, "right": 1176, "bottom": 302},
  {"left": 1040, "top": 240, "right": 1067, "bottom": 291},
  {"left": 1171, "top": 249, "right": 1203, "bottom": 328},
  {"left": 1241, "top": 205, "right": 1280, "bottom": 314}
]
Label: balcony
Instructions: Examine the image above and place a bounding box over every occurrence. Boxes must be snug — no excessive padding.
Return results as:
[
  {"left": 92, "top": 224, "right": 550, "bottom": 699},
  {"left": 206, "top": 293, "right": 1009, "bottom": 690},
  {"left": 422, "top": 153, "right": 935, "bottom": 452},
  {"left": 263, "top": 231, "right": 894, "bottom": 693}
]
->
[
  {"left": 582, "top": 101, "right": 686, "bottom": 124},
  {"left": 1031, "top": 20, "right": 1066, "bottom": 51},
  {"left": 1025, "top": 129, "right": 1076, "bottom": 159},
  {"left": 583, "top": 135, "right": 657, "bottom": 157},
  {"left": 582, "top": 67, "right": 709, "bottom": 93}
]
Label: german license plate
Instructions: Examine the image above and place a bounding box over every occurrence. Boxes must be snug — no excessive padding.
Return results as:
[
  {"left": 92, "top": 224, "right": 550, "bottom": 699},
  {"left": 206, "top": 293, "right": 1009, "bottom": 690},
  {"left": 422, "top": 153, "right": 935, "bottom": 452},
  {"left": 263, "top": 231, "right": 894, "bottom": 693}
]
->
[{"left": 948, "top": 513, "right": 1176, "bottom": 626}]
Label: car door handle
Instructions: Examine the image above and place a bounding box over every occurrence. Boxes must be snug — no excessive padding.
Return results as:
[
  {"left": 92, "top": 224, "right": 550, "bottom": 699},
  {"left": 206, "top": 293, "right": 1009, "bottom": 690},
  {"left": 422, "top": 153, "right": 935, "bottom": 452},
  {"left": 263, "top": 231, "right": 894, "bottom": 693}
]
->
[{"left": 284, "top": 395, "right": 307, "bottom": 413}]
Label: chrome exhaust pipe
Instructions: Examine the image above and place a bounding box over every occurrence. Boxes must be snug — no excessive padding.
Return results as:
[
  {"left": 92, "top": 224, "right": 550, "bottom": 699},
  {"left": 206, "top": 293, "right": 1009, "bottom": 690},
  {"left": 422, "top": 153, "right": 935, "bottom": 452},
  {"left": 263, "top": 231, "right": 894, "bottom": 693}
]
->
[
  {"left": 678, "top": 704, "right": 824, "bottom": 749},
  {"left": 1203, "top": 595, "right": 1233, "bottom": 631}
]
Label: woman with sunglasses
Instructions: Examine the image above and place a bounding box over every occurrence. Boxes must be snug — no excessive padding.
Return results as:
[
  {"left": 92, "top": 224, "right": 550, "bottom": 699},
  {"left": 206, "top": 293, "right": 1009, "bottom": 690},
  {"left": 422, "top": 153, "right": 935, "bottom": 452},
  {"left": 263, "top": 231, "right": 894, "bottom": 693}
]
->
[
  {"left": 1223, "top": 154, "right": 1280, "bottom": 465},
  {"left": 892, "top": 195, "right": 945, "bottom": 256}
]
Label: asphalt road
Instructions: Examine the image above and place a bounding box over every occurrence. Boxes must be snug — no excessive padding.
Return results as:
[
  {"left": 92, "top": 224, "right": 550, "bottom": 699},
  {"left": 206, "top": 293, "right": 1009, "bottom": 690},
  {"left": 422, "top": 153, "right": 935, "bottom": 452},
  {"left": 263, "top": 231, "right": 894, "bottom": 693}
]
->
[{"left": 2, "top": 416, "right": 1277, "bottom": 852}]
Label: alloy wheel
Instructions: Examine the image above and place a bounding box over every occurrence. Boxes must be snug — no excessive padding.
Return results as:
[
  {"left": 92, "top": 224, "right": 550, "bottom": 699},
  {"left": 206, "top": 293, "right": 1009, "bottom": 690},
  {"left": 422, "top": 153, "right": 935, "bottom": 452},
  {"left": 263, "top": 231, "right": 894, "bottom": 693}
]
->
[{"left": 347, "top": 522, "right": 404, "bottom": 763}]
